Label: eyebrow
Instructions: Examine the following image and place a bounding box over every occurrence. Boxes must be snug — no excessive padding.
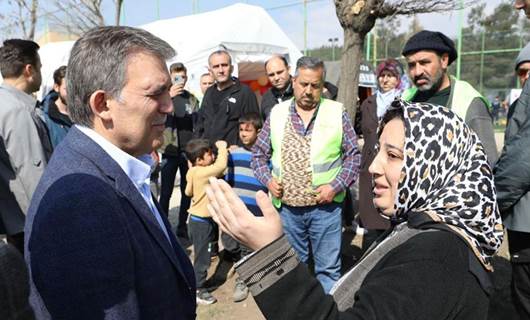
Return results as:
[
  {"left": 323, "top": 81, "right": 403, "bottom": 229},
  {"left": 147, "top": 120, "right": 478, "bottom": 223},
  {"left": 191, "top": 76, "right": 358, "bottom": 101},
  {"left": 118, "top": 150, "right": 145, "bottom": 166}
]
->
[
  {"left": 384, "top": 142, "right": 404, "bottom": 153},
  {"left": 148, "top": 82, "right": 171, "bottom": 95}
]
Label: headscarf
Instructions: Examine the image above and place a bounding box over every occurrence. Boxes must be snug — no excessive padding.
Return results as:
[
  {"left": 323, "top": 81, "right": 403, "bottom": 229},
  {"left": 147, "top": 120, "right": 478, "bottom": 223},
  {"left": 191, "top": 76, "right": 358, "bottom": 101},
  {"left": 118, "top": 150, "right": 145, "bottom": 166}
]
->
[
  {"left": 382, "top": 100, "right": 503, "bottom": 270},
  {"left": 375, "top": 59, "right": 402, "bottom": 118}
]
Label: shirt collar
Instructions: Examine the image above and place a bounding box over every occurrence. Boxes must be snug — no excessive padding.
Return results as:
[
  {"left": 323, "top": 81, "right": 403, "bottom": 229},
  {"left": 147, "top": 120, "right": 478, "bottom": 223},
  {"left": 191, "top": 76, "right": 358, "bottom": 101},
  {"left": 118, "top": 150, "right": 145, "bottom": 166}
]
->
[{"left": 76, "top": 125, "right": 153, "bottom": 186}]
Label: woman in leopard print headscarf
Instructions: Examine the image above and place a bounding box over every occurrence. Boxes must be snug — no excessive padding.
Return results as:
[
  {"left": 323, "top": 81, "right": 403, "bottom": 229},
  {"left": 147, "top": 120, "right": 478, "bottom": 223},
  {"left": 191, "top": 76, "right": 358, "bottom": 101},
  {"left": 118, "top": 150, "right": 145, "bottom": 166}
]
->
[
  {"left": 206, "top": 100, "right": 504, "bottom": 319},
  {"left": 385, "top": 100, "right": 503, "bottom": 270}
]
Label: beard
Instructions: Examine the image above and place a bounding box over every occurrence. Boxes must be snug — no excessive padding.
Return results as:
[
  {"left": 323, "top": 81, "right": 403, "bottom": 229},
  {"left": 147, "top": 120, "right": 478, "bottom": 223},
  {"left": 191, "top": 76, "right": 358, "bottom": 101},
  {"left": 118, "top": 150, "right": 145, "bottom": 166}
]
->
[
  {"left": 415, "top": 68, "right": 445, "bottom": 92},
  {"left": 59, "top": 94, "right": 68, "bottom": 106}
]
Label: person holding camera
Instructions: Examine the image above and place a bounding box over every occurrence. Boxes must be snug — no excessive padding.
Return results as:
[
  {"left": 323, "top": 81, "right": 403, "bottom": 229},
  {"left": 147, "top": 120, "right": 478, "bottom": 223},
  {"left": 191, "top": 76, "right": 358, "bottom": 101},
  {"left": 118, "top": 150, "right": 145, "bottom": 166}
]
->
[{"left": 159, "top": 62, "right": 199, "bottom": 238}]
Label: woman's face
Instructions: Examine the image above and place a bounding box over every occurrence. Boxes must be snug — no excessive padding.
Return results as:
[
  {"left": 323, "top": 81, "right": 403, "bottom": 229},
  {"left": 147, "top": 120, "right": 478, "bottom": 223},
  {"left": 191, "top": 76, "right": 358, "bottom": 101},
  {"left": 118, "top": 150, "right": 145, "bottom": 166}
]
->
[
  {"left": 378, "top": 70, "right": 399, "bottom": 93},
  {"left": 369, "top": 118, "right": 405, "bottom": 216}
]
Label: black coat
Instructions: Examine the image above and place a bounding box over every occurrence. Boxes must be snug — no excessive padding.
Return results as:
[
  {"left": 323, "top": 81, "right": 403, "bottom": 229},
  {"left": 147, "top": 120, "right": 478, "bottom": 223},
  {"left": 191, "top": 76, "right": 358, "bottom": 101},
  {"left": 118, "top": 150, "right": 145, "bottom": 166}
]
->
[
  {"left": 356, "top": 95, "right": 390, "bottom": 230},
  {"left": 194, "top": 78, "right": 259, "bottom": 146},
  {"left": 260, "top": 81, "right": 293, "bottom": 121},
  {"left": 252, "top": 228, "right": 490, "bottom": 320}
]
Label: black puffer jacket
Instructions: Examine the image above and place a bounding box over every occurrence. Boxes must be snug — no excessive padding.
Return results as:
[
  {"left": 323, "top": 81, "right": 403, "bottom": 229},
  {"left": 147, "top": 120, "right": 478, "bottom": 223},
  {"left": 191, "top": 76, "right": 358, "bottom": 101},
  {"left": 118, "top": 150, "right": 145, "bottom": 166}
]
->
[
  {"left": 495, "top": 79, "right": 530, "bottom": 232},
  {"left": 194, "top": 78, "right": 259, "bottom": 146}
]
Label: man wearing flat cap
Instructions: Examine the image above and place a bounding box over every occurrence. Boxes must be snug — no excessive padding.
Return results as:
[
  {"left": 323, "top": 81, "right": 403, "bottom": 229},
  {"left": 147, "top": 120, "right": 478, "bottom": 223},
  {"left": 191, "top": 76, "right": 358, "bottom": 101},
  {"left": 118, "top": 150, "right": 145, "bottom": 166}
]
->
[{"left": 402, "top": 30, "right": 498, "bottom": 165}]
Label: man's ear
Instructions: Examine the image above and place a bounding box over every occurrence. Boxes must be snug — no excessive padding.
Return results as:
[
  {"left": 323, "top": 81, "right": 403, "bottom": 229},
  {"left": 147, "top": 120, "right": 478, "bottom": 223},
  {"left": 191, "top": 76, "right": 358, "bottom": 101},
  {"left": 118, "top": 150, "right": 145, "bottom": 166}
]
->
[
  {"left": 23, "top": 64, "right": 33, "bottom": 79},
  {"left": 440, "top": 53, "right": 450, "bottom": 69},
  {"left": 89, "top": 90, "right": 112, "bottom": 121}
]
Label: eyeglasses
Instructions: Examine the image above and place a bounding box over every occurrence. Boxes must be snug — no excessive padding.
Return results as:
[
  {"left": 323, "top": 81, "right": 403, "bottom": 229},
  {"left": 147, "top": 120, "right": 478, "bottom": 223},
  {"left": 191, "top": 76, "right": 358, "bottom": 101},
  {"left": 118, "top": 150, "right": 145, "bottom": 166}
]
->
[{"left": 517, "top": 68, "right": 530, "bottom": 77}]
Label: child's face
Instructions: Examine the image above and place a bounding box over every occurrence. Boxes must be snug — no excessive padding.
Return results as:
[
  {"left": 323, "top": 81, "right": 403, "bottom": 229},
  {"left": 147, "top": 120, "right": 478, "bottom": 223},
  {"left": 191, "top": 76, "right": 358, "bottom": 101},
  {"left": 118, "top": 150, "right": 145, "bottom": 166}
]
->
[
  {"left": 239, "top": 123, "right": 258, "bottom": 147},
  {"left": 196, "top": 150, "right": 215, "bottom": 166}
]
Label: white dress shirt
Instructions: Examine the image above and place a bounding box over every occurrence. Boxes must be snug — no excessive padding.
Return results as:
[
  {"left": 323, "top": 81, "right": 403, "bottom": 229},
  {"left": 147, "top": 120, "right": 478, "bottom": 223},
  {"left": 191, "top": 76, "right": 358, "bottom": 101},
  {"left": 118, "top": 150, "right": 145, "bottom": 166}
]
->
[{"left": 76, "top": 125, "right": 171, "bottom": 243}]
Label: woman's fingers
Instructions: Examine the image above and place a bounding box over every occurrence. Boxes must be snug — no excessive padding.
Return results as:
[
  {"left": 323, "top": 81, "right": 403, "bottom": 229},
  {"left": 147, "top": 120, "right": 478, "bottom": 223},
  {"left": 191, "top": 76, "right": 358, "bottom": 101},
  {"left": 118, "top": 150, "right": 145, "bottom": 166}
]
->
[
  {"left": 218, "top": 179, "right": 251, "bottom": 218},
  {"left": 208, "top": 178, "right": 242, "bottom": 230},
  {"left": 256, "top": 191, "right": 278, "bottom": 220},
  {"left": 207, "top": 203, "right": 234, "bottom": 238}
]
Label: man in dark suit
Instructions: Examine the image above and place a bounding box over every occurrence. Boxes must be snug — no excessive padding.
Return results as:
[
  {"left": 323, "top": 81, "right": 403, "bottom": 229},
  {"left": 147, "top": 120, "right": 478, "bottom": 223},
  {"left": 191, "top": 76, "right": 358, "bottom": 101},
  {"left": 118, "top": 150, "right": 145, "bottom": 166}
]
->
[{"left": 24, "top": 26, "right": 196, "bottom": 319}]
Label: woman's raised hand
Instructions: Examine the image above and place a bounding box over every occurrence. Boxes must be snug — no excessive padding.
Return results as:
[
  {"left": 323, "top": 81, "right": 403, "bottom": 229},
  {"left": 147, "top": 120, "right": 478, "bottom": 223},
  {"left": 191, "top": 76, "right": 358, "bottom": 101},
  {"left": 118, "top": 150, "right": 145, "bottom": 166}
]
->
[{"left": 206, "top": 178, "right": 283, "bottom": 251}]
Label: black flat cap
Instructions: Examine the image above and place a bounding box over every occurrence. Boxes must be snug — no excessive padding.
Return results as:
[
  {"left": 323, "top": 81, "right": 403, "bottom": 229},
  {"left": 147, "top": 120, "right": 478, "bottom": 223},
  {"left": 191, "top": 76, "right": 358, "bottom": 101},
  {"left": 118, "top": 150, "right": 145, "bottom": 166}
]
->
[{"left": 402, "top": 30, "right": 458, "bottom": 65}]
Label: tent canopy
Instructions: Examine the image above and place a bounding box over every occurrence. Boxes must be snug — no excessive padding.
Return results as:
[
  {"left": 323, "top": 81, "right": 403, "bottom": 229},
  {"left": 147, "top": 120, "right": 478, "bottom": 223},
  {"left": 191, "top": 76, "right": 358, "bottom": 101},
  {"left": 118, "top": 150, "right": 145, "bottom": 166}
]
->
[{"left": 37, "top": 3, "right": 302, "bottom": 99}]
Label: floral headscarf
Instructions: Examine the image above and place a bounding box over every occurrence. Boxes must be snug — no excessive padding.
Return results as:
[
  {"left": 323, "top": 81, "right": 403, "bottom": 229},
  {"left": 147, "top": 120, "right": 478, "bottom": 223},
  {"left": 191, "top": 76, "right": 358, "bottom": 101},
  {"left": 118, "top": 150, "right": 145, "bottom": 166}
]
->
[{"left": 382, "top": 100, "right": 503, "bottom": 270}]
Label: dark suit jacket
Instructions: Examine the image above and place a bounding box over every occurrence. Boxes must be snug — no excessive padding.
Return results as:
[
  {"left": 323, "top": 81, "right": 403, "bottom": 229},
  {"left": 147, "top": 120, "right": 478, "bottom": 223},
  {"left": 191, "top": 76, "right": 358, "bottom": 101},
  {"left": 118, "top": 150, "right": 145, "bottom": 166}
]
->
[{"left": 24, "top": 127, "right": 196, "bottom": 319}]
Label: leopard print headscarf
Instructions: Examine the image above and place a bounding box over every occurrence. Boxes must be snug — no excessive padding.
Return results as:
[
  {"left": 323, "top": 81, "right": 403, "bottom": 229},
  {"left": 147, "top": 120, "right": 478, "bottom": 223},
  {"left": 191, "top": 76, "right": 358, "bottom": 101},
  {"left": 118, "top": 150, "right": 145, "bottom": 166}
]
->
[{"left": 384, "top": 100, "right": 503, "bottom": 270}]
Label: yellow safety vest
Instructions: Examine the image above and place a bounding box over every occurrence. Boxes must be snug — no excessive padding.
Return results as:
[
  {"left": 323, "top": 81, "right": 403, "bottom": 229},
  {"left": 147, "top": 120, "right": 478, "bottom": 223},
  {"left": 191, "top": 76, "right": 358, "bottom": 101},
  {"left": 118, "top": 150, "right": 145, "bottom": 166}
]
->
[{"left": 269, "top": 98, "right": 345, "bottom": 208}]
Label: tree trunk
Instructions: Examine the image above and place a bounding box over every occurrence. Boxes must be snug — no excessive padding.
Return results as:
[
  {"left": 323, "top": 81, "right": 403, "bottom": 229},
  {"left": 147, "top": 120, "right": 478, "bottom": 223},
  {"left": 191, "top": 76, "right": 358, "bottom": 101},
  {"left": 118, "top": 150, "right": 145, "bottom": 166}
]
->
[
  {"left": 28, "top": 0, "right": 38, "bottom": 40},
  {"left": 115, "top": 0, "right": 123, "bottom": 26},
  {"left": 337, "top": 28, "right": 365, "bottom": 122}
]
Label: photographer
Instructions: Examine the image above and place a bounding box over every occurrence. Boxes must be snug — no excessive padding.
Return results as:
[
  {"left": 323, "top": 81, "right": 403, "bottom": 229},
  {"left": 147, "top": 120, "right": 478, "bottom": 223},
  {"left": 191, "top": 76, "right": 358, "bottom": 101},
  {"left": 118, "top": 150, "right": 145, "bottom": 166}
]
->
[{"left": 159, "top": 62, "right": 199, "bottom": 238}]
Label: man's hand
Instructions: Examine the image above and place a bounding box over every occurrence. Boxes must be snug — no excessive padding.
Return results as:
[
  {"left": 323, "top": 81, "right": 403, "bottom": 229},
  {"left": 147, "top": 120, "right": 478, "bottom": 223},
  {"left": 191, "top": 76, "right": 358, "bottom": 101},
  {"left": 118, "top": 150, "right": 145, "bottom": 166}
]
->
[
  {"left": 215, "top": 140, "right": 228, "bottom": 150},
  {"left": 315, "top": 184, "right": 337, "bottom": 204},
  {"left": 267, "top": 177, "right": 283, "bottom": 198},
  {"left": 206, "top": 178, "right": 283, "bottom": 251},
  {"left": 169, "top": 83, "right": 184, "bottom": 98}
]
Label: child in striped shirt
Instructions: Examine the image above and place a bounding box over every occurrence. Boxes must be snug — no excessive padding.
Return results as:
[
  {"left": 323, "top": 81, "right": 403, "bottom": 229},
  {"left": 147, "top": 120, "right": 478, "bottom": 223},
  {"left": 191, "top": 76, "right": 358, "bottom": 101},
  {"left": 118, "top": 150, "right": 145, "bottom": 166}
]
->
[{"left": 224, "top": 112, "right": 268, "bottom": 302}]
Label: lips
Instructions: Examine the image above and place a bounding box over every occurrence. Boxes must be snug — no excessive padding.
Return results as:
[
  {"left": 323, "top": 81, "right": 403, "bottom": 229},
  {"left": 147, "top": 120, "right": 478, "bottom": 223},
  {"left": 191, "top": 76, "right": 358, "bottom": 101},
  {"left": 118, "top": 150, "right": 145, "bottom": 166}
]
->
[
  {"left": 515, "top": 0, "right": 526, "bottom": 9},
  {"left": 152, "top": 118, "right": 166, "bottom": 126},
  {"left": 373, "top": 183, "right": 388, "bottom": 196}
]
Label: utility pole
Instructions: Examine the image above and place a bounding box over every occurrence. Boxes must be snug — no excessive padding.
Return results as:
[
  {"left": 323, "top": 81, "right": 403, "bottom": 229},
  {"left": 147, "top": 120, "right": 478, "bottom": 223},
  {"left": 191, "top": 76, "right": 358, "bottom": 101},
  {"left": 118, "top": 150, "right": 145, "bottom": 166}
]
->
[
  {"left": 456, "top": 0, "right": 464, "bottom": 79},
  {"left": 328, "top": 37, "right": 338, "bottom": 60},
  {"left": 303, "top": 0, "right": 308, "bottom": 56}
]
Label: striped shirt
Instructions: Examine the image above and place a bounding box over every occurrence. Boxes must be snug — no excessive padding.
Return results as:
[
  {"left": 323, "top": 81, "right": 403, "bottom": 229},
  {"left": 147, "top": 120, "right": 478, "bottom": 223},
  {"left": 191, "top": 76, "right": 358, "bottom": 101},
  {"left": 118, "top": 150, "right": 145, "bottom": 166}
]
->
[{"left": 226, "top": 147, "right": 268, "bottom": 216}]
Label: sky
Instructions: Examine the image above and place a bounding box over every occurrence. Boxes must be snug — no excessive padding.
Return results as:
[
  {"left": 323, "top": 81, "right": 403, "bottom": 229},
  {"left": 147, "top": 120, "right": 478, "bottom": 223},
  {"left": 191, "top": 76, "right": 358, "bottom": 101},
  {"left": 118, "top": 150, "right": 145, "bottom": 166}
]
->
[{"left": 2, "top": 0, "right": 518, "bottom": 50}]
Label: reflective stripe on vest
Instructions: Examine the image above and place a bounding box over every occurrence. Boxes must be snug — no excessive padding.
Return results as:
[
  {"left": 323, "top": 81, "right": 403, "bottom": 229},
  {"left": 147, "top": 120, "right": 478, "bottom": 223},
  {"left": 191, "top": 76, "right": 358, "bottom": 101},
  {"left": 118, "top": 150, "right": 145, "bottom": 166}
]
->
[{"left": 269, "top": 98, "right": 345, "bottom": 208}]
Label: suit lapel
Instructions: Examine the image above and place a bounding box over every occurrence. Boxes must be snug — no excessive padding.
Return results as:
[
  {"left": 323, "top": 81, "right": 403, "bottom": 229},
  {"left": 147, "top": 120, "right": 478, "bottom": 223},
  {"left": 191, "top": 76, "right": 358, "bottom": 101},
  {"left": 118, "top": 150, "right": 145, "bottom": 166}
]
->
[{"left": 66, "top": 127, "right": 192, "bottom": 286}]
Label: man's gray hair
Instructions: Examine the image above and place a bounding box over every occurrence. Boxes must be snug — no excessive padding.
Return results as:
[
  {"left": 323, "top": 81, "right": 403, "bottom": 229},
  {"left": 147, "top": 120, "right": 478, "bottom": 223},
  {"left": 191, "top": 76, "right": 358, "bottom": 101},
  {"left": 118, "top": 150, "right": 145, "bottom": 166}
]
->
[
  {"left": 67, "top": 26, "right": 176, "bottom": 127},
  {"left": 294, "top": 56, "right": 326, "bottom": 80},
  {"left": 208, "top": 49, "right": 232, "bottom": 66}
]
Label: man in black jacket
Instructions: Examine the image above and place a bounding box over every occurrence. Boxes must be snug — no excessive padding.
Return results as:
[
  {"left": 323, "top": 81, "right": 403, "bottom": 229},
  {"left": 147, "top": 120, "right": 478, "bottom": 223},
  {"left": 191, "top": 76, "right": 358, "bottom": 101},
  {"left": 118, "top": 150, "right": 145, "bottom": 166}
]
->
[
  {"left": 194, "top": 50, "right": 259, "bottom": 146},
  {"left": 260, "top": 55, "right": 293, "bottom": 120},
  {"left": 159, "top": 62, "right": 199, "bottom": 237},
  {"left": 494, "top": 2, "right": 530, "bottom": 318}
]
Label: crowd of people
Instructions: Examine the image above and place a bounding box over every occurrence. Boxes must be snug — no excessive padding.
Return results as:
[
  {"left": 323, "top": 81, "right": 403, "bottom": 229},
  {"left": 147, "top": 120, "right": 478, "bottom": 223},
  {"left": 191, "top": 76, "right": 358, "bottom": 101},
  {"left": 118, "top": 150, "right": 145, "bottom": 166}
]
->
[{"left": 1, "top": 1, "right": 530, "bottom": 319}]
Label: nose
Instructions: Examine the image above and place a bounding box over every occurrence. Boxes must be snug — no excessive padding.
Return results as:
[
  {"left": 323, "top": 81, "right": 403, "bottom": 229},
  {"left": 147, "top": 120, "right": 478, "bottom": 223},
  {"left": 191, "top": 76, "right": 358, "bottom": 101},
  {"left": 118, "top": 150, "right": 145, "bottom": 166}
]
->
[
  {"left": 368, "top": 150, "right": 383, "bottom": 177},
  {"left": 160, "top": 92, "right": 173, "bottom": 114}
]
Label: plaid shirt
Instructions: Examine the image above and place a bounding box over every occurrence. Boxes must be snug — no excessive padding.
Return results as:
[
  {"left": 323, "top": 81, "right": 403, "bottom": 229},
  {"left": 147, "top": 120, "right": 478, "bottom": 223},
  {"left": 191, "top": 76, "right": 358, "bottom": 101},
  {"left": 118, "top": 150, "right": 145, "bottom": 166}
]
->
[{"left": 251, "top": 100, "right": 360, "bottom": 195}]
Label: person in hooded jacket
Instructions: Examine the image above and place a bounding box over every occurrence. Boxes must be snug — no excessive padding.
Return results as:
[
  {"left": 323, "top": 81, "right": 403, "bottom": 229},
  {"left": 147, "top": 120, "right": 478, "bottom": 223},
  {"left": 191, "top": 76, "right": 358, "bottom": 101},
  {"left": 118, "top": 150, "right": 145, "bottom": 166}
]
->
[
  {"left": 206, "top": 100, "right": 503, "bottom": 320},
  {"left": 41, "top": 65, "right": 72, "bottom": 150}
]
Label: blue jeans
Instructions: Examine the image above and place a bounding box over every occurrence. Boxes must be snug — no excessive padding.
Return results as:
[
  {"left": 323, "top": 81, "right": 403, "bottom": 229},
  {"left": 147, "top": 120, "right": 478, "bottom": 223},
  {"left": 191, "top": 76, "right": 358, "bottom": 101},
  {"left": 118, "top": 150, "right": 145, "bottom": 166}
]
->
[{"left": 279, "top": 202, "right": 342, "bottom": 293}]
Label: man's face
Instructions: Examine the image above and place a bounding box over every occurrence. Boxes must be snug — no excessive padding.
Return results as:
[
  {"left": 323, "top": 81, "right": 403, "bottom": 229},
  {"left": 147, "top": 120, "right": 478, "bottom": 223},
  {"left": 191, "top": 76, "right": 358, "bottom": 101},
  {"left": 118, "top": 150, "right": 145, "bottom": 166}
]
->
[
  {"left": 266, "top": 58, "right": 291, "bottom": 91},
  {"left": 53, "top": 78, "right": 68, "bottom": 106},
  {"left": 170, "top": 70, "right": 187, "bottom": 86},
  {"left": 239, "top": 122, "right": 258, "bottom": 147},
  {"left": 200, "top": 74, "right": 214, "bottom": 94},
  {"left": 209, "top": 53, "right": 233, "bottom": 84},
  {"left": 517, "top": 61, "right": 530, "bottom": 87},
  {"left": 106, "top": 52, "right": 173, "bottom": 157},
  {"left": 515, "top": 0, "right": 530, "bottom": 18},
  {"left": 292, "top": 67, "right": 324, "bottom": 110},
  {"left": 28, "top": 54, "right": 42, "bottom": 93},
  {"left": 406, "top": 50, "right": 447, "bottom": 92}
]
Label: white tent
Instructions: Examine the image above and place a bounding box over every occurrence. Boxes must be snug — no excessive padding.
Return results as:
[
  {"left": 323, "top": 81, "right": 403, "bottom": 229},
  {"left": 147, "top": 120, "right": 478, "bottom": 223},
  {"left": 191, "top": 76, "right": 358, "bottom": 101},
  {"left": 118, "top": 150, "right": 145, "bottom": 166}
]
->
[{"left": 37, "top": 3, "right": 302, "bottom": 99}]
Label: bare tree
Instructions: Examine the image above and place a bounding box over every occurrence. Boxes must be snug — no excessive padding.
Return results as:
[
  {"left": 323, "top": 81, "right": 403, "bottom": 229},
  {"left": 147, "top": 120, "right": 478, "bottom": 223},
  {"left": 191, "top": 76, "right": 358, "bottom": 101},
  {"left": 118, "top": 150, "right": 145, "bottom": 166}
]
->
[
  {"left": 334, "top": 0, "right": 467, "bottom": 120},
  {"left": 49, "top": 0, "right": 125, "bottom": 36},
  {"left": 4, "top": 0, "right": 39, "bottom": 40},
  {"left": 115, "top": 0, "right": 123, "bottom": 26}
]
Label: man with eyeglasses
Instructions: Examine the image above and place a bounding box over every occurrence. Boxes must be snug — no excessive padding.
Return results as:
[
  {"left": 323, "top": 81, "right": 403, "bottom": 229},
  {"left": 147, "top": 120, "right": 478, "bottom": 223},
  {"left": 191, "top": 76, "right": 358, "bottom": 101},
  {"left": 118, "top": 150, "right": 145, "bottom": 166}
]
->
[{"left": 494, "top": 2, "right": 530, "bottom": 318}]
